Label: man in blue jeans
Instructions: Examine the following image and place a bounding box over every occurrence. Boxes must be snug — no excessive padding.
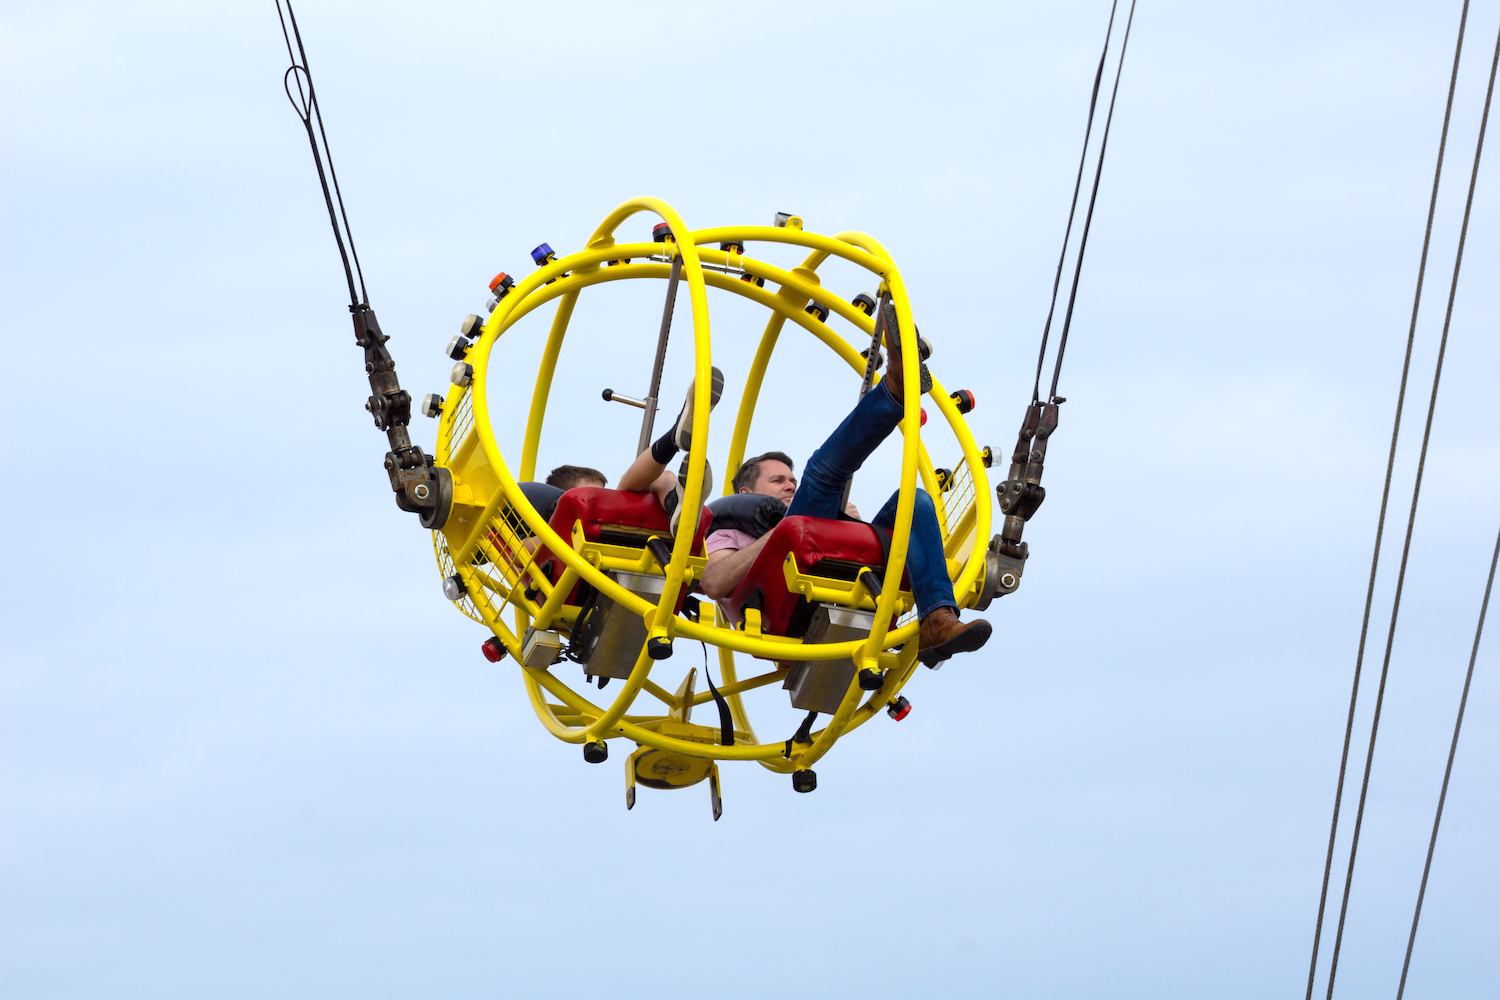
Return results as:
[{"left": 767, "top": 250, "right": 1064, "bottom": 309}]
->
[{"left": 700, "top": 306, "right": 992, "bottom": 667}]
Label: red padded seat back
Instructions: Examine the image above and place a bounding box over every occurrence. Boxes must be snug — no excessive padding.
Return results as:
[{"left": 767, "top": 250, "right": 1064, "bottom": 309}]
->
[
  {"left": 723, "top": 515, "right": 909, "bottom": 637},
  {"left": 531, "top": 488, "right": 712, "bottom": 598}
]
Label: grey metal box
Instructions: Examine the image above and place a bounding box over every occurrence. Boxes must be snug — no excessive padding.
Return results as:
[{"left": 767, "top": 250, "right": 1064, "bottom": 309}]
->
[
  {"left": 573, "top": 570, "right": 665, "bottom": 679},
  {"left": 783, "top": 604, "right": 876, "bottom": 715}
]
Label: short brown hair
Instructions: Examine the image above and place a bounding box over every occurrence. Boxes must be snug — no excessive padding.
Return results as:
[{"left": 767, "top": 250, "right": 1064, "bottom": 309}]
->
[
  {"left": 732, "top": 451, "right": 794, "bottom": 493},
  {"left": 546, "top": 465, "right": 608, "bottom": 490}
]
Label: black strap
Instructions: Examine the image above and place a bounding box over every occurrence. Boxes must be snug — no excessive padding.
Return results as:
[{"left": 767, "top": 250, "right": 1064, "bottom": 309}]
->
[
  {"left": 701, "top": 646, "right": 736, "bottom": 747},
  {"left": 784, "top": 710, "right": 818, "bottom": 758},
  {"left": 792, "top": 710, "right": 817, "bottom": 745}
]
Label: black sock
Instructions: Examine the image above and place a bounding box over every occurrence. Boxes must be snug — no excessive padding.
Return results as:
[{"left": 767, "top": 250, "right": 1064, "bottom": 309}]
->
[{"left": 650, "top": 425, "right": 679, "bottom": 465}]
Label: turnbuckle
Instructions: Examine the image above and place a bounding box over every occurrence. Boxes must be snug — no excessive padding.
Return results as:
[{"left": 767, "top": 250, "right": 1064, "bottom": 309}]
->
[
  {"left": 353, "top": 303, "right": 452, "bottom": 529},
  {"left": 995, "top": 401, "right": 1059, "bottom": 557}
]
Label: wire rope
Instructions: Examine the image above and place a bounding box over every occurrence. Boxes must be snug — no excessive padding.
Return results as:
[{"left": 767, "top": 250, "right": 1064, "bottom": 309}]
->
[
  {"left": 1321, "top": 16, "right": 1500, "bottom": 1000},
  {"left": 1395, "top": 521, "right": 1500, "bottom": 999},
  {"left": 1302, "top": 5, "right": 1471, "bottom": 995},
  {"left": 1046, "top": 0, "right": 1137, "bottom": 404},
  {"left": 276, "top": 0, "right": 368, "bottom": 309},
  {"left": 1031, "top": 0, "right": 1119, "bottom": 403}
]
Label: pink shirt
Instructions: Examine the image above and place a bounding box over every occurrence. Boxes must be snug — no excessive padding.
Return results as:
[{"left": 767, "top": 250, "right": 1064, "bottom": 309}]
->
[
  {"left": 703, "top": 527, "right": 760, "bottom": 627},
  {"left": 704, "top": 527, "right": 758, "bottom": 555}
]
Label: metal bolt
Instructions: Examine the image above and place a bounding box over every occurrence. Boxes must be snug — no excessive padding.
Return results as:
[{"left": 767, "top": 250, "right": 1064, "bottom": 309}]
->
[{"left": 413, "top": 483, "right": 430, "bottom": 500}]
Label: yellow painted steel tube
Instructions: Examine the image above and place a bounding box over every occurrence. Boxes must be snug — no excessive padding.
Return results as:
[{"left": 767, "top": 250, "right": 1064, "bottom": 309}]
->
[
  {"left": 455, "top": 206, "right": 993, "bottom": 766},
  {"left": 925, "top": 373, "right": 992, "bottom": 600},
  {"left": 856, "top": 270, "right": 920, "bottom": 665},
  {"left": 723, "top": 312, "right": 785, "bottom": 495},
  {"left": 519, "top": 290, "right": 579, "bottom": 481},
  {"left": 566, "top": 200, "right": 716, "bottom": 742},
  {"left": 463, "top": 259, "right": 928, "bottom": 660}
]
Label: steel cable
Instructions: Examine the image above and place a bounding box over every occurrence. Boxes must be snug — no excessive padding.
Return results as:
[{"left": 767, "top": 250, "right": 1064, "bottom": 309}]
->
[
  {"left": 277, "top": 0, "right": 368, "bottom": 309},
  {"left": 1031, "top": 0, "right": 1119, "bottom": 404},
  {"left": 1303, "top": 5, "right": 1470, "bottom": 996},
  {"left": 1047, "top": 0, "right": 1138, "bottom": 404},
  {"left": 1321, "top": 16, "right": 1500, "bottom": 1000},
  {"left": 1395, "top": 521, "right": 1500, "bottom": 999}
]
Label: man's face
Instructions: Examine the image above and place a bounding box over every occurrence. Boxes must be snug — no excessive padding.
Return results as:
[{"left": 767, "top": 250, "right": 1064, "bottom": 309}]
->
[{"left": 744, "top": 459, "right": 796, "bottom": 505}]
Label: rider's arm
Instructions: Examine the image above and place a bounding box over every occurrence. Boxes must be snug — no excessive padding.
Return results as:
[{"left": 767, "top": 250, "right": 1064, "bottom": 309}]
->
[{"left": 700, "top": 532, "right": 772, "bottom": 600}]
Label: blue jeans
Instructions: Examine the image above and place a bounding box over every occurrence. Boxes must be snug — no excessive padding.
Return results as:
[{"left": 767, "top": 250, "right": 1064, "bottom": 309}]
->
[{"left": 786, "top": 382, "right": 956, "bottom": 618}]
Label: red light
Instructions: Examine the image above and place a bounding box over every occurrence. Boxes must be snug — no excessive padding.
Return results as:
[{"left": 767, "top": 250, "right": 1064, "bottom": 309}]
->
[
  {"left": 893, "top": 703, "right": 911, "bottom": 721},
  {"left": 481, "top": 637, "right": 502, "bottom": 663},
  {"left": 919, "top": 407, "right": 928, "bottom": 427}
]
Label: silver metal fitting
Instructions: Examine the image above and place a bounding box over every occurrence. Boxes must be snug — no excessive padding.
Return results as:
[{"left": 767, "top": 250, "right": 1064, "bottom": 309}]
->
[{"left": 442, "top": 574, "right": 466, "bottom": 602}]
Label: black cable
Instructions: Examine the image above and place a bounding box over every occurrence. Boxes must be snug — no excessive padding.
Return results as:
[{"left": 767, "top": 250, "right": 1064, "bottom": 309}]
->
[
  {"left": 1396, "top": 521, "right": 1500, "bottom": 999},
  {"left": 1303, "top": 6, "right": 1470, "bottom": 997},
  {"left": 1047, "top": 0, "right": 1137, "bottom": 404},
  {"left": 277, "top": 0, "right": 367, "bottom": 309},
  {"left": 1322, "top": 17, "right": 1499, "bottom": 1000},
  {"left": 1031, "top": 0, "right": 1119, "bottom": 404}
]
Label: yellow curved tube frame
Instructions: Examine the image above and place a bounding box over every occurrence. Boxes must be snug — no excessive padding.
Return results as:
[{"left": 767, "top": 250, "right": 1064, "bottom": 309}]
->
[{"left": 433, "top": 197, "right": 992, "bottom": 773}]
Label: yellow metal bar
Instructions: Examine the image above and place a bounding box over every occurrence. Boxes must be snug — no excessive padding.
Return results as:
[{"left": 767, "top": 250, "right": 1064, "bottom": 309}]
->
[
  {"left": 520, "top": 290, "right": 579, "bottom": 481},
  {"left": 724, "top": 312, "right": 785, "bottom": 494},
  {"left": 688, "top": 666, "right": 788, "bottom": 705},
  {"left": 857, "top": 270, "right": 919, "bottom": 666},
  {"left": 467, "top": 258, "right": 925, "bottom": 662},
  {"left": 926, "top": 373, "right": 992, "bottom": 600},
  {"left": 641, "top": 677, "right": 677, "bottom": 707},
  {"left": 529, "top": 561, "right": 579, "bottom": 632},
  {"left": 456, "top": 205, "right": 996, "bottom": 776}
]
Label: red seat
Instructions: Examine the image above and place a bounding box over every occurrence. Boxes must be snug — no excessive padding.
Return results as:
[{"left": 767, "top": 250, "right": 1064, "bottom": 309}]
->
[
  {"left": 723, "top": 516, "right": 908, "bottom": 638},
  {"left": 531, "top": 488, "right": 713, "bottom": 599}
]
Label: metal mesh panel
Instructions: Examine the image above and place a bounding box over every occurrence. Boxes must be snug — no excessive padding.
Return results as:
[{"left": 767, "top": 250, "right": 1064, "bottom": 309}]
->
[
  {"left": 941, "top": 457, "right": 977, "bottom": 539},
  {"left": 433, "top": 530, "right": 485, "bottom": 624},
  {"left": 449, "top": 385, "right": 475, "bottom": 458}
]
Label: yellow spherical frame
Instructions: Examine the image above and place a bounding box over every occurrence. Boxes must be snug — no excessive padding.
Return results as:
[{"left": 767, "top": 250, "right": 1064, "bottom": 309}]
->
[{"left": 432, "top": 196, "right": 993, "bottom": 784}]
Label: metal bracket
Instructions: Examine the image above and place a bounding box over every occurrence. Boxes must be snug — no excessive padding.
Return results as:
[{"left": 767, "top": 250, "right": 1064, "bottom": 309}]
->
[
  {"left": 996, "top": 401, "right": 1059, "bottom": 557},
  {"left": 353, "top": 304, "right": 451, "bottom": 529}
]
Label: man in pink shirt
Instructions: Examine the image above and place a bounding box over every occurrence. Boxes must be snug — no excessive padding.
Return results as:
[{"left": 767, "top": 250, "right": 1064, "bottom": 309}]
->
[{"left": 699, "top": 307, "right": 991, "bottom": 668}]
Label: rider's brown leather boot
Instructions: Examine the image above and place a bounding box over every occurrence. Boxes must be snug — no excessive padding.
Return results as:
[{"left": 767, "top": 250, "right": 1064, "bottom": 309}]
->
[
  {"left": 881, "top": 300, "right": 931, "bottom": 406},
  {"left": 917, "top": 606, "right": 992, "bottom": 667}
]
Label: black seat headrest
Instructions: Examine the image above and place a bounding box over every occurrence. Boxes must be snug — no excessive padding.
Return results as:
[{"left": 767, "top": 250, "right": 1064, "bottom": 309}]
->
[
  {"left": 510, "top": 482, "right": 565, "bottom": 536},
  {"left": 707, "top": 493, "right": 787, "bottom": 540}
]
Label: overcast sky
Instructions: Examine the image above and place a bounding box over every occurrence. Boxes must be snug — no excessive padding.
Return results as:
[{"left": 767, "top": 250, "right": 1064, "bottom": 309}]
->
[{"left": 2, "top": 1, "right": 1497, "bottom": 997}]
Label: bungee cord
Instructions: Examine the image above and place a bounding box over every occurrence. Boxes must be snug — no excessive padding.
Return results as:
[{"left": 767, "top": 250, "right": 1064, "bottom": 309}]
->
[
  {"left": 1031, "top": 0, "right": 1121, "bottom": 405},
  {"left": 1302, "top": 4, "right": 1472, "bottom": 995},
  {"left": 1046, "top": 0, "right": 1137, "bottom": 406},
  {"left": 1310, "top": 9, "right": 1500, "bottom": 999},
  {"left": 1395, "top": 521, "right": 1500, "bottom": 999},
  {"left": 277, "top": 0, "right": 367, "bottom": 310}
]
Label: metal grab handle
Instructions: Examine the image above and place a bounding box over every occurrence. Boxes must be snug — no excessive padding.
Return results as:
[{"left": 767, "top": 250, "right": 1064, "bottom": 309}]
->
[{"left": 602, "top": 389, "right": 648, "bottom": 410}]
